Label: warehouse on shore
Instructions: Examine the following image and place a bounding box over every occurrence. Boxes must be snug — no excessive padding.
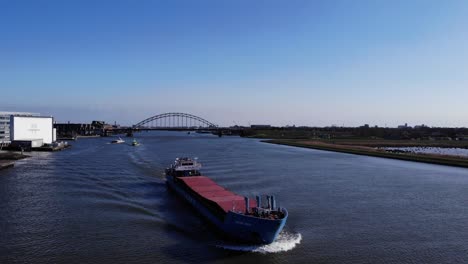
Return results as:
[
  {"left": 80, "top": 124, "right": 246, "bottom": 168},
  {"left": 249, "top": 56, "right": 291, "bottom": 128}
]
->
[{"left": 0, "top": 111, "right": 56, "bottom": 149}]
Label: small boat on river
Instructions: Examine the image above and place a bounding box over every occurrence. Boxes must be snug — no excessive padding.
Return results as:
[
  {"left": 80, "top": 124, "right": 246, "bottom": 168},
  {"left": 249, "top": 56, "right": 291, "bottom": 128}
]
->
[
  {"left": 131, "top": 139, "right": 140, "bottom": 146},
  {"left": 165, "top": 157, "right": 288, "bottom": 244},
  {"left": 111, "top": 137, "right": 125, "bottom": 144}
]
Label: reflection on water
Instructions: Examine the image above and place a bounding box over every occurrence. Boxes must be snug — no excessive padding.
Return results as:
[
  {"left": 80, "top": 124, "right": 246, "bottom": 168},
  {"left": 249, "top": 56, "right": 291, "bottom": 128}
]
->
[{"left": 1, "top": 131, "right": 468, "bottom": 264}]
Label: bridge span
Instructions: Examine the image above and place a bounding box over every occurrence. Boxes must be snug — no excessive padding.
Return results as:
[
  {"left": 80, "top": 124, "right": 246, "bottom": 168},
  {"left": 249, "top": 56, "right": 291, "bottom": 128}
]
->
[
  {"left": 133, "top": 112, "right": 218, "bottom": 130},
  {"left": 108, "top": 112, "right": 244, "bottom": 136}
]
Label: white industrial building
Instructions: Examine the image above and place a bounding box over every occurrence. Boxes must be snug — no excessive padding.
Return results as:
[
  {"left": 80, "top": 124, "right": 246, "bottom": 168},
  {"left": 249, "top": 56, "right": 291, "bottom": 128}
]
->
[
  {"left": 0, "top": 111, "right": 56, "bottom": 148},
  {"left": 1, "top": 112, "right": 39, "bottom": 145}
]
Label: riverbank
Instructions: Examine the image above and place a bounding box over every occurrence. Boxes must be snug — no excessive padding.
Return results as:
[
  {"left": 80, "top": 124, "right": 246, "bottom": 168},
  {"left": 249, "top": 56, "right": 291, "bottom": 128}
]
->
[
  {"left": 0, "top": 161, "right": 14, "bottom": 169},
  {"left": 0, "top": 152, "right": 29, "bottom": 170},
  {"left": 264, "top": 139, "right": 468, "bottom": 168},
  {"left": 77, "top": 135, "right": 101, "bottom": 138}
]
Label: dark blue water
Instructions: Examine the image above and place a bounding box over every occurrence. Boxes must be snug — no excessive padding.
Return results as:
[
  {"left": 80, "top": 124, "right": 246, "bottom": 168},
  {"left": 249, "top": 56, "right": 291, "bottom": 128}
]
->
[{"left": 1, "top": 131, "right": 468, "bottom": 263}]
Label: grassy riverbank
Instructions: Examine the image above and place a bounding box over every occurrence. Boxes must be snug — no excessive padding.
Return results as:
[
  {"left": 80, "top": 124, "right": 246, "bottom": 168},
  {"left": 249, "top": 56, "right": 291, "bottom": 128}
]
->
[{"left": 264, "top": 139, "right": 468, "bottom": 168}]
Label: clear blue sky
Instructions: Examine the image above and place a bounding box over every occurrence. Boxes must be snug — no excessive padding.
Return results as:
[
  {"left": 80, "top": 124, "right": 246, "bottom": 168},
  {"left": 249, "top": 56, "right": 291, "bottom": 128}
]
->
[{"left": 1, "top": 0, "right": 468, "bottom": 127}]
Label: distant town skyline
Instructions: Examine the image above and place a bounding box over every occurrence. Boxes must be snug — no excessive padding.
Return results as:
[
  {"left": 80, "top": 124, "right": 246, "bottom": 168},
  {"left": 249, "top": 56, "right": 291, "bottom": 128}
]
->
[{"left": 1, "top": 1, "right": 468, "bottom": 127}]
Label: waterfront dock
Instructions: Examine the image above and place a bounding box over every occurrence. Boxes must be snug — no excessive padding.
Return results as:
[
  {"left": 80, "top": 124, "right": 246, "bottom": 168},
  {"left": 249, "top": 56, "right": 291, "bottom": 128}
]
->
[
  {"left": 0, "top": 160, "right": 14, "bottom": 170},
  {"left": 0, "top": 151, "right": 28, "bottom": 171},
  {"left": 2, "top": 142, "right": 71, "bottom": 152},
  {"left": 0, "top": 152, "right": 28, "bottom": 160},
  {"left": 33, "top": 144, "right": 71, "bottom": 152}
]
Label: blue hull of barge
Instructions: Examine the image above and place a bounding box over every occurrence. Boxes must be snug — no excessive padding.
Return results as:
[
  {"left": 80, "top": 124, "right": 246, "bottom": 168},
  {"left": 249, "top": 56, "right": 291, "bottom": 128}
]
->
[{"left": 166, "top": 176, "right": 288, "bottom": 244}]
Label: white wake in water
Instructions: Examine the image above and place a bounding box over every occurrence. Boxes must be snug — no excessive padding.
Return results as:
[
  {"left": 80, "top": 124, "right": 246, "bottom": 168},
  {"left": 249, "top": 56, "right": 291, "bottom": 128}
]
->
[{"left": 215, "top": 231, "right": 302, "bottom": 254}]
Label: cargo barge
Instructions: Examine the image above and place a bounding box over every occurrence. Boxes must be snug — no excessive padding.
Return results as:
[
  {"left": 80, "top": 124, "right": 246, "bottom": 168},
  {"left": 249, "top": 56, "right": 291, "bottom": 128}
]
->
[{"left": 165, "top": 157, "right": 288, "bottom": 244}]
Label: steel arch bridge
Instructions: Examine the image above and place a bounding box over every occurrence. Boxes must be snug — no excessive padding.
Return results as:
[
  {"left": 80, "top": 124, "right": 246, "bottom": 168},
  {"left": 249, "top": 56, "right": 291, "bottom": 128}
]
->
[{"left": 133, "top": 112, "right": 217, "bottom": 129}]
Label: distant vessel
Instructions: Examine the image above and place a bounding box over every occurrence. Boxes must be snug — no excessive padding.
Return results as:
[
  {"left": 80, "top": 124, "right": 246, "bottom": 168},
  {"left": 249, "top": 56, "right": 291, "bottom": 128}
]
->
[
  {"left": 165, "top": 157, "right": 288, "bottom": 244},
  {"left": 131, "top": 139, "right": 140, "bottom": 146},
  {"left": 111, "top": 137, "right": 125, "bottom": 144}
]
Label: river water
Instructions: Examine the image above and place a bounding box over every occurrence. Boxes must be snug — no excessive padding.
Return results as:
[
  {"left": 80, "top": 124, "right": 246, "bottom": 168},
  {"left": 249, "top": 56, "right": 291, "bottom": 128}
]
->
[{"left": 1, "top": 131, "right": 468, "bottom": 264}]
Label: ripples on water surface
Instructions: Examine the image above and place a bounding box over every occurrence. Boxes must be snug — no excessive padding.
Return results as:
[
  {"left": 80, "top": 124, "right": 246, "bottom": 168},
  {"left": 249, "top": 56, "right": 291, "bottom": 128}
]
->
[{"left": 1, "top": 131, "right": 468, "bottom": 263}]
